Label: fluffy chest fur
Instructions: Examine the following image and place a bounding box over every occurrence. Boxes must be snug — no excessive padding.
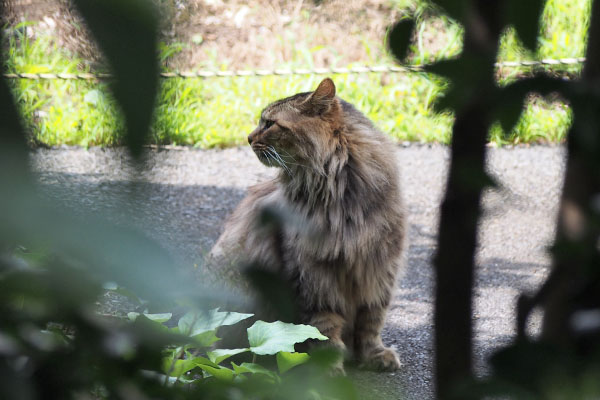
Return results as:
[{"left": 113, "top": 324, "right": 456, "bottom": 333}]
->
[
  {"left": 210, "top": 77, "right": 405, "bottom": 313},
  {"left": 276, "top": 135, "right": 404, "bottom": 312}
]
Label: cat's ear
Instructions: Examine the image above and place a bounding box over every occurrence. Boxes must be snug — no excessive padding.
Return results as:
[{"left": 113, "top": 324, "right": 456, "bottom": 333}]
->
[
  {"left": 313, "top": 78, "right": 336, "bottom": 100},
  {"left": 302, "top": 78, "right": 336, "bottom": 114}
]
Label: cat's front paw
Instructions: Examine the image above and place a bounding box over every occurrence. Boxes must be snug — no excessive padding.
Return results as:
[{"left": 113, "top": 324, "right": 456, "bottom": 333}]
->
[
  {"left": 359, "top": 347, "right": 401, "bottom": 372},
  {"left": 328, "top": 360, "right": 347, "bottom": 377}
]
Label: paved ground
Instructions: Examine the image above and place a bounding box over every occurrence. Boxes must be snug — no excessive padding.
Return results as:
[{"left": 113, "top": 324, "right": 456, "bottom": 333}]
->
[{"left": 31, "top": 144, "right": 565, "bottom": 399}]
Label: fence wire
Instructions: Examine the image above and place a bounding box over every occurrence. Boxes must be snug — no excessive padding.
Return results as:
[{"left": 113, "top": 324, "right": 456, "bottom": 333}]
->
[{"left": 2, "top": 57, "right": 586, "bottom": 80}]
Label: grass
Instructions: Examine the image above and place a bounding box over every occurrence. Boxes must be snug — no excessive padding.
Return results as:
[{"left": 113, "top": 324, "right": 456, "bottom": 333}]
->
[
  {"left": 152, "top": 73, "right": 453, "bottom": 147},
  {"left": 5, "top": 27, "right": 124, "bottom": 146},
  {"left": 3, "top": 0, "right": 592, "bottom": 148}
]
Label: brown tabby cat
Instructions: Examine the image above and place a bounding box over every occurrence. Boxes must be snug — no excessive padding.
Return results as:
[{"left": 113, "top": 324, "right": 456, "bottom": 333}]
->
[{"left": 210, "top": 78, "right": 406, "bottom": 373}]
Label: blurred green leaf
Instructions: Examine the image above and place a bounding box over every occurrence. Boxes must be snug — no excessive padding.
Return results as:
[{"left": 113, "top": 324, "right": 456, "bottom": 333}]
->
[
  {"left": 0, "top": 52, "right": 29, "bottom": 178},
  {"left": 455, "top": 162, "right": 498, "bottom": 191},
  {"left": 429, "top": 0, "right": 467, "bottom": 22},
  {"left": 0, "top": 192, "right": 207, "bottom": 304},
  {"left": 111, "top": 286, "right": 145, "bottom": 305},
  {"left": 190, "top": 355, "right": 220, "bottom": 368},
  {"left": 490, "top": 340, "right": 573, "bottom": 393},
  {"left": 247, "top": 321, "right": 327, "bottom": 355},
  {"left": 496, "top": 93, "right": 525, "bottom": 135},
  {"left": 162, "top": 357, "right": 196, "bottom": 377},
  {"left": 71, "top": 0, "right": 159, "bottom": 157},
  {"left": 178, "top": 309, "right": 253, "bottom": 337},
  {"left": 426, "top": 55, "right": 496, "bottom": 84},
  {"left": 193, "top": 330, "right": 221, "bottom": 347},
  {"left": 388, "top": 19, "right": 415, "bottom": 62},
  {"left": 207, "top": 348, "right": 250, "bottom": 364},
  {"left": 505, "top": 0, "right": 545, "bottom": 51},
  {"left": 231, "top": 362, "right": 278, "bottom": 380},
  {"left": 276, "top": 351, "right": 310, "bottom": 373},
  {"left": 493, "top": 76, "right": 571, "bottom": 134},
  {"left": 454, "top": 378, "right": 538, "bottom": 400},
  {"left": 244, "top": 266, "right": 297, "bottom": 322},
  {"left": 195, "top": 364, "right": 235, "bottom": 381},
  {"left": 502, "top": 75, "right": 570, "bottom": 98},
  {"left": 425, "top": 55, "right": 493, "bottom": 113},
  {"left": 128, "top": 312, "right": 172, "bottom": 323}
]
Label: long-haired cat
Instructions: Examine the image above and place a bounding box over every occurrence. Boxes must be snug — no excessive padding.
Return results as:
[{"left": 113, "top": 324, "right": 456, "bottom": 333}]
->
[{"left": 209, "top": 78, "right": 405, "bottom": 373}]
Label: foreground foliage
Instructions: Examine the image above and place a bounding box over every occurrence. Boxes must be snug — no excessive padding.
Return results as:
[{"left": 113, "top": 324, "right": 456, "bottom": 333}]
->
[
  {"left": 389, "top": 0, "right": 600, "bottom": 398},
  {"left": 0, "top": 252, "right": 355, "bottom": 399},
  {"left": 0, "top": 253, "right": 353, "bottom": 399},
  {"left": 0, "top": 1, "right": 357, "bottom": 399}
]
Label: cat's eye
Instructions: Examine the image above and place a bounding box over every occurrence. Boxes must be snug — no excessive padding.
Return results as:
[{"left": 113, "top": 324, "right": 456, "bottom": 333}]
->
[{"left": 263, "top": 120, "right": 275, "bottom": 130}]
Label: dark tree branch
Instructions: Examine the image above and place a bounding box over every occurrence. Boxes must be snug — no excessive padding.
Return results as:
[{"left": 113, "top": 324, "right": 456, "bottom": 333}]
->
[
  {"left": 433, "top": 1, "right": 502, "bottom": 398},
  {"left": 540, "top": 0, "right": 600, "bottom": 345},
  {"left": 0, "top": 2, "right": 31, "bottom": 185}
]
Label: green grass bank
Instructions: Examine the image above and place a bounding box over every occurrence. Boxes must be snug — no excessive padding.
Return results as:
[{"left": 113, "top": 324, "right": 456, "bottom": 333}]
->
[{"left": 4, "top": 0, "right": 591, "bottom": 148}]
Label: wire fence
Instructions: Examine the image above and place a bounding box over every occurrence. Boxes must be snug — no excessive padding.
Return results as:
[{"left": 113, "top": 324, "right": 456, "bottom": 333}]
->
[{"left": 2, "top": 57, "right": 586, "bottom": 80}]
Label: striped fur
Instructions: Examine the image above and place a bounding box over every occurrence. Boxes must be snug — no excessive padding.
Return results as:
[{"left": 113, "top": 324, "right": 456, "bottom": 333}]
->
[{"left": 210, "top": 78, "right": 406, "bottom": 372}]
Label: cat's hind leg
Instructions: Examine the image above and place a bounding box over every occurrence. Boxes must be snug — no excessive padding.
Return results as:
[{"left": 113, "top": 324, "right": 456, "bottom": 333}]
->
[
  {"left": 354, "top": 305, "right": 401, "bottom": 371},
  {"left": 306, "top": 311, "right": 347, "bottom": 375}
]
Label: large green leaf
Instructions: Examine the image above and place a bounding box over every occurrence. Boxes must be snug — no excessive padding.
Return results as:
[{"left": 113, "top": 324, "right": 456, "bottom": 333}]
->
[
  {"left": 71, "top": 0, "right": 159, "bottom": 157},
  {"left": 276, "top": 351, "right": 311, "bottom": 373},
  {"left": 178, "top": 309, "right": 254, "bottom": 337},
  {"left": 247, "top": 321, "right": 327, "bottom": 355}
]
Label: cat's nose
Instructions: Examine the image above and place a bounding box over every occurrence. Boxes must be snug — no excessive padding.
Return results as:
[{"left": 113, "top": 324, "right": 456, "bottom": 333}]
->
[{"left": 248, "top": 128, "right": 259, "bottom": 144}]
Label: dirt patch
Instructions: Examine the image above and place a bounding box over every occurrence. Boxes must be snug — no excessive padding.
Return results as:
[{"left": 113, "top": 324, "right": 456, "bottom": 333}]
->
[
  {"left": 3, "top": 0, "right": 407, "bottom": 69},
  {"left": 162, "top": 0, "right": 404, "bottom": 69},
  {"left": 2, "top": 0, "right": 101, "bottom": 66}
]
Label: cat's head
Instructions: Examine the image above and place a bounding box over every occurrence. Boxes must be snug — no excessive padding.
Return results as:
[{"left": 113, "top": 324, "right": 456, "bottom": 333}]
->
[{"left": 247, "top": 78, "right": 343, "bottom": 171}]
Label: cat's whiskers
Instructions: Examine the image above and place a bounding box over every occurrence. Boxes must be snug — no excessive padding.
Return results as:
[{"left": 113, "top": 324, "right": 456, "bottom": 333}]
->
[
  {"left": 277, "top": 148, "right": 298, "bottom": 163},
  {"left": 261, "top": 149, "right": 275, "bottom": 168},
  {"left": 267, "top": 146, "right": 291, "bottom": 173},
  {"left": 265, "top": 147, "right": 292, "bottom": 177},
  {"left": 268, "top": 145, "right": 327, "bottom": 179}
]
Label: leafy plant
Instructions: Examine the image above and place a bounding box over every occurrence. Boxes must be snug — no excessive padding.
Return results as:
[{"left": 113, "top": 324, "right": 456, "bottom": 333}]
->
[
  {"left": 0, "top": 249, "right": 355, "bottom": 399},
  {"left": 128, "top": 310, "right": 330, "bottom": 387}
]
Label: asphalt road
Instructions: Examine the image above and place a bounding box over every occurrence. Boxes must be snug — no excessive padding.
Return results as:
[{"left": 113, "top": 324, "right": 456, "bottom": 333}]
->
[{"left": 31, "top": 144, "right": 565, "bottom": 399}]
